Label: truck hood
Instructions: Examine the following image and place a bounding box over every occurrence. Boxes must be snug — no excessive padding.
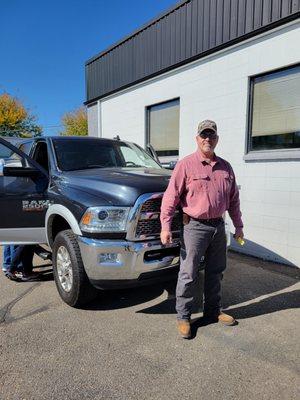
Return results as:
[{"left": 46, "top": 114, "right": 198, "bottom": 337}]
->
[{"left": 61, "top": 167, "right": 172, "bottom": 206}]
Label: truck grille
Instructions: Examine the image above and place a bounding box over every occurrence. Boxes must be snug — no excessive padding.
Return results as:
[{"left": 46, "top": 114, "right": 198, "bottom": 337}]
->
[
  {"left": 136, "top": 214, "right": 181, "bottom": 238},
  {"left": 130, "top": 193, "right": 182, "bottom": 240},
  {"left": 140, "top": 198, "right": 162, "bottom": 213}
]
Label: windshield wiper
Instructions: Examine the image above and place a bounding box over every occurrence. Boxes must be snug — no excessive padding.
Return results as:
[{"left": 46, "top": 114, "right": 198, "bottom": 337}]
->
[
  {"left": 66, "top": 164, "right": 146, "bottom": 171},
  {"left": 124, "top": 162, "right": 144, "bottom": 168},
  {"left": 84, "top": 165, "right": 108, "bottom": 169}
]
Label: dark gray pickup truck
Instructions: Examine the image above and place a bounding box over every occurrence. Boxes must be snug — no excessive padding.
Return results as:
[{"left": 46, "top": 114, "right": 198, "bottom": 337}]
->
[{"left": 0, "top": 137, "right": 181, "bottom": 307}]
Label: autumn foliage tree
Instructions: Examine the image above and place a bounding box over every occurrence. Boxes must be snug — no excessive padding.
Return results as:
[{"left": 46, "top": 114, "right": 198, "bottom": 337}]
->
[
  {"left": 60, "top": 107, "right": 88, "bottom": 136},
  {"left": 0, "top": 93, "right": 42, "bottom": 137}
]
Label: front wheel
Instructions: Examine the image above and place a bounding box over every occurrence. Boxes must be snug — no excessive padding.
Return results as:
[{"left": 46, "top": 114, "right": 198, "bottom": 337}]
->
[{"left": 52, "top": 230, "right": 98, "bottom": 307}]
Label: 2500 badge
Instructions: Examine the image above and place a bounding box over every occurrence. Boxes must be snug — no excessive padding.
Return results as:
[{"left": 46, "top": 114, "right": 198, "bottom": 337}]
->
[{"left": 22, "top": 200, "right": 54, "bottom": 212}]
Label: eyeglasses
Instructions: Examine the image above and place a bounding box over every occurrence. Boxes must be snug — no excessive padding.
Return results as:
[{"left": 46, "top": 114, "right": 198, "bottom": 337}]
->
[{"left": 199, "top": 131, "right": 218, "bottom": 140}]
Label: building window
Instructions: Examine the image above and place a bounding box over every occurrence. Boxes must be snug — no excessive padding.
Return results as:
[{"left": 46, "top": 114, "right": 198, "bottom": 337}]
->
[
  {"left": 248, "top": 64, "right": 300, "bottom": 152},
  {"left": 146, "top": 98, "right": 180, "bottom": 157}
]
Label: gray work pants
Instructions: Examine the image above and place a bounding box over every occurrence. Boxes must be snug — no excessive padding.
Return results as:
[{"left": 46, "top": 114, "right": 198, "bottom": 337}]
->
[{"left": 176, "top": 218, "right": 227, "bottom": 320}]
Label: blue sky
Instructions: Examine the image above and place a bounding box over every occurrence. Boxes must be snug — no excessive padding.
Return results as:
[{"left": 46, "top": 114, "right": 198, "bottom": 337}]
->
[{"left": 1, "top": 0, "right": 177, "bottom": 135}]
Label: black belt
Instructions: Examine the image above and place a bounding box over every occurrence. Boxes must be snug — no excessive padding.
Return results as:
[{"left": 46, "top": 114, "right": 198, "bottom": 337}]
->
[{"left": 191, "top": 217, "right": 223, "bottom": 225}]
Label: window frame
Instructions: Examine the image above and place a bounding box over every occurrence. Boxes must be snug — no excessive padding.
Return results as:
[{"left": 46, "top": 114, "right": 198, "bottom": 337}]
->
[
  {"left": 145, "top": 97, "right": 180, "bottom": 158},
  {"left": 245, "top": 63, "right": 300, "bottom": 162}
]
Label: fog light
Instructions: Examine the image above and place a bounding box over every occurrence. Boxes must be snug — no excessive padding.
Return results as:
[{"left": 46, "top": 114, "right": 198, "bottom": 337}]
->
[{"left": 98, "top": 253, "right": 119, "bottom": 264}]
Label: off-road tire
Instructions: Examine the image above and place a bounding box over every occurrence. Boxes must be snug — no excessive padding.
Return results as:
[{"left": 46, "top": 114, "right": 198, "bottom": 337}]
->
[{"left": 52, "top": 229, "right": 98, "bottom": 307}]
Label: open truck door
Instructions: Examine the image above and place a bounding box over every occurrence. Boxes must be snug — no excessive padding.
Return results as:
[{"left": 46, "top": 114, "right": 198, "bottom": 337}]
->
[{"left": 0, "top": 138, "right": 49, "bottom": 244}]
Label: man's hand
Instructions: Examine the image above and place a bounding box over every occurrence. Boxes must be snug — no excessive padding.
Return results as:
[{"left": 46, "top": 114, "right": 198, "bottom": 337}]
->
[
  {"left": 234, "top": 227, "right": 244, "bottom": 240},
  {"left": 160, "top": 230, "right": 173, "bottom": 245}
]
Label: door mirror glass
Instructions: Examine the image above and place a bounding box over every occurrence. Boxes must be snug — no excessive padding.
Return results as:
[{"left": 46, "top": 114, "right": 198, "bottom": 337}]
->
[
  {"left": 164, "top": 160, "right": 177, "bottom": 170},
  {"left": 2, "top": 158, "right": 23, "bottom": 168},
  {"left": 0, "top": 143, "right": 27, "bottom": 168}
]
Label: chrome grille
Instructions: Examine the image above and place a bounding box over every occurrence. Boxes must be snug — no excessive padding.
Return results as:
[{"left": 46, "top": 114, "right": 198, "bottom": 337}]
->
[
  {"left": 140, "top": 198, "right": 162, "bottom": 213},
  {"left": 130, "top": 193, "right": 182, "bottom": 240},
  {"left": 136, "top": 213, "right": 182, "bottom": 238}
]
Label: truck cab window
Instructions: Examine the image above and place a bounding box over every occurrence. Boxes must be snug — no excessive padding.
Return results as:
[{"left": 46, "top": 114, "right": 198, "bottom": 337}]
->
[{"left": 19, "top": 140, "right": 34, "bottom": 156}]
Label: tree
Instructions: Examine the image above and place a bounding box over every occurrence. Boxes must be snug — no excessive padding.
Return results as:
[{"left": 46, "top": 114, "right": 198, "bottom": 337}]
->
[
  {"left": 60, "top": 107, "right": 88, "bottom": 136},
  {"left": 0, "top": 93, "right": 42, "bottom": 137}
]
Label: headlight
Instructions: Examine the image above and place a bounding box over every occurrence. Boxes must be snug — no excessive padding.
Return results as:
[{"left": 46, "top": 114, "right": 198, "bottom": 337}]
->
[{"left": 79, "top": 206, "right": 130, "bottom": 233}]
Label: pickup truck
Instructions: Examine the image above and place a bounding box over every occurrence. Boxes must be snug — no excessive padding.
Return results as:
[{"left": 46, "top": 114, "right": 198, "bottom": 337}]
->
[{"left": 0, "top": 136, "right": 181, "bottom": 307}]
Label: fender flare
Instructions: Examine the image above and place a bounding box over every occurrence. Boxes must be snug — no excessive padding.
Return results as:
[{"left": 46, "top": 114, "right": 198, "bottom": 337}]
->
[{"left": 46, "top": 204, "right": 82, "bottom": 247}]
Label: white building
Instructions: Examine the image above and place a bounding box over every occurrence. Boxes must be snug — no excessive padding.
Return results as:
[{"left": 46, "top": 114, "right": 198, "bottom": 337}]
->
[{"left": 85, "top": 0, "right": 300, "bottom": 267}]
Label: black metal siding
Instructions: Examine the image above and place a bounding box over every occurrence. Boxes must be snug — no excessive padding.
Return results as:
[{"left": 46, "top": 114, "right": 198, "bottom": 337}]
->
[{"left": 85, "top": 0, "right": 300, "bottom": 103}]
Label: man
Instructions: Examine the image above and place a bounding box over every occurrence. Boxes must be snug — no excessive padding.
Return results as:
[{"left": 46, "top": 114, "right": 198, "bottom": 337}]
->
[{"left": 160, "top": 120, "right": 243, "bottom": 339}]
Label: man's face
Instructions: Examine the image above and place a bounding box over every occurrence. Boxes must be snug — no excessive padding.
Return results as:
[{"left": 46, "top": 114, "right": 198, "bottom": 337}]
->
[{"left": 196, "top": 129, "right": 219, "bottom": 155}]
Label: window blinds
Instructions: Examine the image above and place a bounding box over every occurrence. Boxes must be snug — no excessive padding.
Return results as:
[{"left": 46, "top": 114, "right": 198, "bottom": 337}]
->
[
  {"left": 252, "top": 65, "right": 300, "bottom": 137},
  {"left": 148, "top": 99, "right": 180, "bottom": 152}
]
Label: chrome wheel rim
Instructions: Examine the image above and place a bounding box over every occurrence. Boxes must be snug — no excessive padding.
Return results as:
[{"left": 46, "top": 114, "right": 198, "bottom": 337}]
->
[{"left": 56, "top": 246, "right": 73, "bottom": 293}]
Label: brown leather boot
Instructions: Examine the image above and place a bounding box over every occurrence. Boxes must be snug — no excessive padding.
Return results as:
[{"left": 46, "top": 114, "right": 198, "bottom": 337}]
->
[
  {"left": 177, "top": 319, "right": 191, "bottom": 339},
  {"left": 217, "top": 312, "right": 236, "bottom": 326}
]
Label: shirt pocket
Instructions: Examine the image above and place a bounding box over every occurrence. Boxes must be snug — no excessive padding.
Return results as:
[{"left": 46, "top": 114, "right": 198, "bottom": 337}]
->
[
  {"left": 221, "top": 172, "right": 234, "bottom": 192},
  {"left": 189, "top": 174, "right": 209, "bottom": 192}
]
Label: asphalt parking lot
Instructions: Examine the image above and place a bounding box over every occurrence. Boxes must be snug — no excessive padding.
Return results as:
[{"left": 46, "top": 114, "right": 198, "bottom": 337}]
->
[{"left": 0, "top": 248, "right": 299, "bottom": 400}]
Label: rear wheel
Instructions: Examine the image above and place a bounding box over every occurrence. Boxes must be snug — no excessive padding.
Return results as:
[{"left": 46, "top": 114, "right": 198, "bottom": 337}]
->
[{"left": 52, "top": 230, "right": 98, "bottom": 307}]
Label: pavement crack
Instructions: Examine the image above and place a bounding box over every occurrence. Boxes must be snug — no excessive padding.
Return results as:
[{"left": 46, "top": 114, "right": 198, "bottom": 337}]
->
[{"left": 0, "top": 283, "right": 41, "bottom": 325}]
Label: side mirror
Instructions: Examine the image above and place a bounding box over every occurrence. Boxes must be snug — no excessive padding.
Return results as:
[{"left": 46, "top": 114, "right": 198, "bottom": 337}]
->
[
  {"left": 166, "top": 161, "right": 177, "bottom": 170},
  {"left": 0, "top": 157, "right": 25, "bottom": 176},
  {"left": 3, "top": 165, "right": 42, "bottom": 178},
  {"left": 146, "top": 144, "right": 161, "bottom": 164},
  {"left": 160, "top": 160, "right": 177, "bottom": 170}
]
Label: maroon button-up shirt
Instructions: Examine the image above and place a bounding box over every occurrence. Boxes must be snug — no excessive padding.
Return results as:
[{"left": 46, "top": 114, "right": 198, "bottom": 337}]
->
[{"left": 160, "top": 151, "right": 243, "bottom": 231}]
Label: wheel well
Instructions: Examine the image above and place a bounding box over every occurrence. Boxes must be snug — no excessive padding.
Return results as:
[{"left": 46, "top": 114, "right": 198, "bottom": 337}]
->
[{"left": 48, "top": 215, "right": 71, "bottom": 247}]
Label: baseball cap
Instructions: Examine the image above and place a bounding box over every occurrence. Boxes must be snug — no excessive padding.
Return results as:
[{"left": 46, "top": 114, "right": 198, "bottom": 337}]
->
[{"left": 197, "top": 120, "right": 217, "bottom": 135}]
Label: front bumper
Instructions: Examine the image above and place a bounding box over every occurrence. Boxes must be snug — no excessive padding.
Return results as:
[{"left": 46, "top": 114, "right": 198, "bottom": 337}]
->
[{"left": 77, "top": 236, "right": 180, "bottom": 289}]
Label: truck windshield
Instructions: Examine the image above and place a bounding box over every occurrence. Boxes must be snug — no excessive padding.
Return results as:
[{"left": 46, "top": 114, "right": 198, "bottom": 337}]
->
[{"left": 52, "top": 138, "right": 161, "bottom": 171}]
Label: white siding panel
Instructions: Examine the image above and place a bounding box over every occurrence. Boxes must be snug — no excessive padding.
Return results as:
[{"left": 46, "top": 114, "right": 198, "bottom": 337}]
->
[
  {"left": 87, "top": 103, "right": 99, "bottom": 137},
  {"left": 99, "top": 21, "right": 300, "bottom": 267}
]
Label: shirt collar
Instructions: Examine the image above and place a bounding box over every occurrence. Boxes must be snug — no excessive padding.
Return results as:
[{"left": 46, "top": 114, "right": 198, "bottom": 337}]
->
[{"left": 195, "top": 150, "right": 219, "bottom": 166}]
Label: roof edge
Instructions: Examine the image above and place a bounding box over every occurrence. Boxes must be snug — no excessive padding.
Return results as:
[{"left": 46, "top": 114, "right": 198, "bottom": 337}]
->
[
  {"left": 85, "top": 0, "right": 190, "bottom": 66},
  {"left": 84, "top": 13, "right": 300, "bottom": 105}
]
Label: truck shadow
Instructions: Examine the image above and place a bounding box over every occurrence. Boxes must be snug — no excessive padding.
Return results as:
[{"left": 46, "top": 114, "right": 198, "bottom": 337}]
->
[
  {"left": 33, "top": 264, "right": 53, "bottom": 281},
  {"left": 84, "top": 283, "right": 169, "bottom": 311},
  {"left": 86, "top": 254, "right": 300, "bottom": 322},
  {"left": 135, "top": 286, "right": 300, "bottom": 320},
  {"left": 136, "top": 255, "right": 300, "bottom": 320},
  {"left": 33, "top": 255, "right": 299, "bottom": 320}
]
